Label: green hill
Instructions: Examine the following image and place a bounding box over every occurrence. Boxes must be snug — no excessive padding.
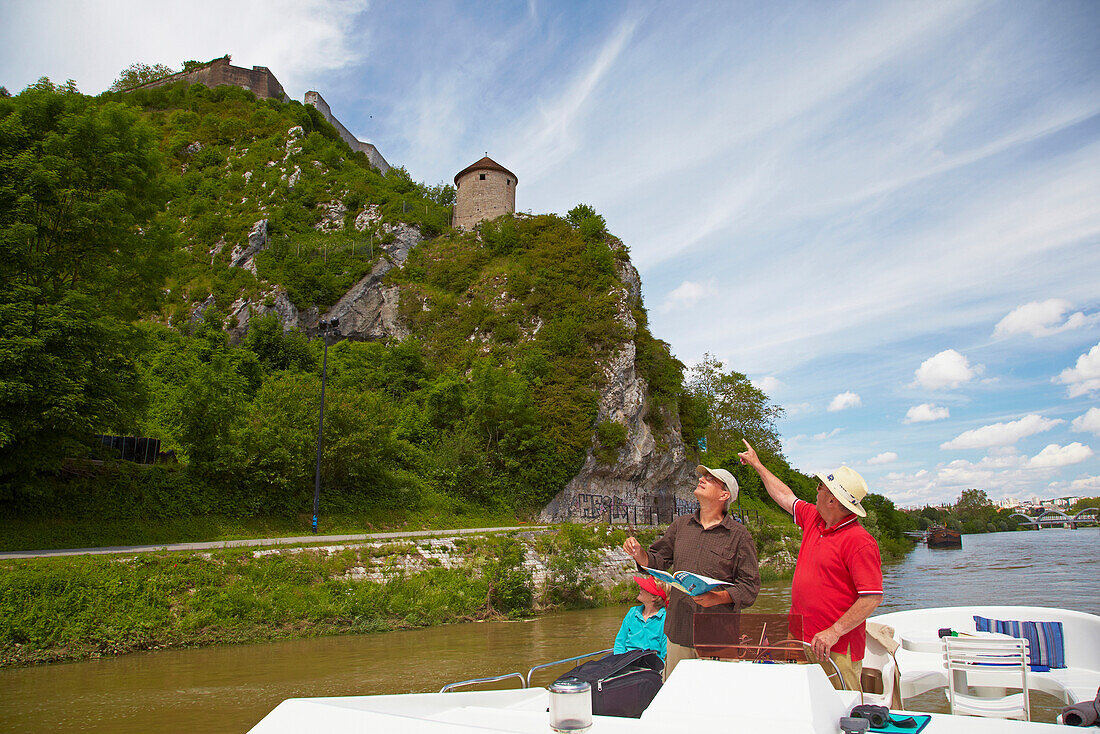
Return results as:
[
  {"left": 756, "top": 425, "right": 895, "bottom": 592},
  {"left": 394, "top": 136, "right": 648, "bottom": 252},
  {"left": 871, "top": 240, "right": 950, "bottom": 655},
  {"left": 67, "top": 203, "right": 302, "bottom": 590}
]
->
[
  {"left": 0, "top": 77, "right": 915, "bottom": 554},
  {"left": 0, "top": 78, "right": 687, "bottom": 542}
]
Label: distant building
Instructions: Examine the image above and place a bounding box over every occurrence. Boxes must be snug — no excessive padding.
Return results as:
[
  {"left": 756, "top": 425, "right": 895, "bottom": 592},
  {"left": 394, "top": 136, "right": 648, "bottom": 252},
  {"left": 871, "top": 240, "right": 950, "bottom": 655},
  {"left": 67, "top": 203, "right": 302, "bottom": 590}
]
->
[
  {"left": 128, "top": 55, "right": 289, "bottom": 101},
  {"left": 125, "top": 57, "right": 389, "bottom": 172},
  {"left": 452, "top": 156, "right": 518, "bottom": 230}
]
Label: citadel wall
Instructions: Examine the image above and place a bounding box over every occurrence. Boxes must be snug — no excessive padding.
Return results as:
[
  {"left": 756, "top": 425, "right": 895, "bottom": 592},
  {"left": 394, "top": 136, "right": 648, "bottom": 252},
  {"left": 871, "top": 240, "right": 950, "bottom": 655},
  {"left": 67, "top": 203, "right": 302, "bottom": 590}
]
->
[
  {"left": 304, "top": 91, "right": 390, "bottom": 173},
  {"left": 126, "top": 58, "right": 390, "bottom": 174},
  {"left": 130, "top": 56, "right": 288, "bottom": 101}
]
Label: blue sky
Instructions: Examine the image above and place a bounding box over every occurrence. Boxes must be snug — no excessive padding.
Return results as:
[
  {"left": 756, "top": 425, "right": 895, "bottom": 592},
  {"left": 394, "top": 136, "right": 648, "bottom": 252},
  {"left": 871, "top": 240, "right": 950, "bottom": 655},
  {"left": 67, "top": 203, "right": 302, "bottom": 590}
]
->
[{"left": 3, "top": 0, "right": 1099, "bottom": 507}]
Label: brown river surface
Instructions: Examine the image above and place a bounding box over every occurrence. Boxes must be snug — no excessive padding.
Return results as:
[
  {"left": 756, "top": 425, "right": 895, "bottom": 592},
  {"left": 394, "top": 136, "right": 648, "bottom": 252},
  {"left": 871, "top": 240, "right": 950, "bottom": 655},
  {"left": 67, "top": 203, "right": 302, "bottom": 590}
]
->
[{"left": 2, "top": 527, "right": 1097, "bottom": 732}]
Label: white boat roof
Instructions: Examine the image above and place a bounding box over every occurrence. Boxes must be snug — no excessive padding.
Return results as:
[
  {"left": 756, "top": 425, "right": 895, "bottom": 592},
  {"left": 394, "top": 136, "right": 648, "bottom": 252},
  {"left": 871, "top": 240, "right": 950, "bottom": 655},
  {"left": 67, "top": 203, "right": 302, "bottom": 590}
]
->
[{"left": 248, "top": 659, "right": 1067, "bottom": 732}]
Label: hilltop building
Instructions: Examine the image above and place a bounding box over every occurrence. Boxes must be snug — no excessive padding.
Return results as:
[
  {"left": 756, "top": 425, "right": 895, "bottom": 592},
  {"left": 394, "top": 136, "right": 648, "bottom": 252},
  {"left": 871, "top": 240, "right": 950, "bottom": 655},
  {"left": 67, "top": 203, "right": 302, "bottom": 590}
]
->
[
  {"left": 127, "top": 56, "right": 388, "bottom": 173},
  {"left": 129, "top": 55, "right": 289, "bottom": 101},
  {"left": 452, "top": 156, "right": 518, "bottom": 230}
]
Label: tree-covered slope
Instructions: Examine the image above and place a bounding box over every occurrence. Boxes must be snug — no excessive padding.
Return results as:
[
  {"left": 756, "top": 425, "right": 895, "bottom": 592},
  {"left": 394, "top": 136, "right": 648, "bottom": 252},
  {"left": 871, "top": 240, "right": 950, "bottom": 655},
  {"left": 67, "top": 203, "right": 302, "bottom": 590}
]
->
[
  {"left": 1, "top": 78, "right": 916, "bottom": 554},
  {"left": 0, "top": 80, "right": 687, "bottom": 529},
  {"left": 103, "top": 79, "right": 453, "bottom": 321}
]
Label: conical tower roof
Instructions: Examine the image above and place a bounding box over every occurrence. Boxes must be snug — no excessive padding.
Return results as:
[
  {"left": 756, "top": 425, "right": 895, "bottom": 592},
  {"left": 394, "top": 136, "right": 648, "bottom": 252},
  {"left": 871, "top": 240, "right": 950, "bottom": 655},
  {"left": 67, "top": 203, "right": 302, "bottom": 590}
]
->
[{"left": 454, "top": 156, "right": 518, "bottom": 185}]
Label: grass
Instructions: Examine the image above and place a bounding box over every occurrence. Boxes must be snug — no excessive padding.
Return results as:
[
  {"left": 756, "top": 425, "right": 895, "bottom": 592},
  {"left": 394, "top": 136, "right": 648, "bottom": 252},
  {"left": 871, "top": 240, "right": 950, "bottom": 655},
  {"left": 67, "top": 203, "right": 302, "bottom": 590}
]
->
[
  {"left": 0, "top": 517, "right": 916, "bottom": 669},
  {"left": 0, "top": 504, "right": 524, "bottom": 552},
  {"left": 0, "top": 547, "right": 499, "bottom": 667}
]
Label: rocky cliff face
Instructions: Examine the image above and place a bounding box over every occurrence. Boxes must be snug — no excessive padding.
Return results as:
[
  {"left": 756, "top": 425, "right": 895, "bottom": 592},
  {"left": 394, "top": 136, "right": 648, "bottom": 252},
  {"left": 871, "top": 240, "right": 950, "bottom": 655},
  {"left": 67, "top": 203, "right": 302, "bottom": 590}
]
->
[
  {"left": 216, "top": 209, "right": 423, "bottom": 342},
  {"left": 209, "top": 216, "right": 693, "bottom": 521},
  {"left": 538, "top": 254, "right": 696, "bottom": 522}
]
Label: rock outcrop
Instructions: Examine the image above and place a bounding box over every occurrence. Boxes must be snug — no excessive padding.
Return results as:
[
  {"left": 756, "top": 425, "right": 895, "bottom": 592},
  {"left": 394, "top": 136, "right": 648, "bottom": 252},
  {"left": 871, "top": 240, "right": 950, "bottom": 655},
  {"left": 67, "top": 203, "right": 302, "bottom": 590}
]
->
[
  {"left": 222, "top": 222, "right": 692, "bottom": 522},
  {"left": 229, "top": 219, "right": 268, "bottom": 271},
  {"left": 226, "top": 221, "right": 422, "bottom": 342},
  {"left": 538, "top": 256, "right": 695, "bottom": 523}
]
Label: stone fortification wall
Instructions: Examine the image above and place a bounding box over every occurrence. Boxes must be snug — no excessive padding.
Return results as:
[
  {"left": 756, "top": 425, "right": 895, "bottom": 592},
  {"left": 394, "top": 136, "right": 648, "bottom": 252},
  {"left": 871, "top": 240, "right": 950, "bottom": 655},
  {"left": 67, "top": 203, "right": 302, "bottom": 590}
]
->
[
  {"left": 304, "top": 91, "right": 390, "bottom": 173},
  {"left": 131, "top": 56, "right": 288, "bottom": 101},
  {"left": 453, "top": 164, "right": 516, "bottom": 230}
]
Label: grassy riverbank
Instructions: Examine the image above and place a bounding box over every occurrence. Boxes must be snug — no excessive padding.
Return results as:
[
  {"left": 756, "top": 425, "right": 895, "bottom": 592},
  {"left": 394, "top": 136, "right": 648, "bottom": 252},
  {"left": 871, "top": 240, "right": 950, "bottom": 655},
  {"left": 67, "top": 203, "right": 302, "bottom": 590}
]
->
[
  {"left": 0, "top": 526, "right": 639, "bottom": 668},
  {"left": 0, "top": 511, "right": 912, "bottom": 669},
  {"left": 0, "top": 483, "right": 522, "bottom": 552}
]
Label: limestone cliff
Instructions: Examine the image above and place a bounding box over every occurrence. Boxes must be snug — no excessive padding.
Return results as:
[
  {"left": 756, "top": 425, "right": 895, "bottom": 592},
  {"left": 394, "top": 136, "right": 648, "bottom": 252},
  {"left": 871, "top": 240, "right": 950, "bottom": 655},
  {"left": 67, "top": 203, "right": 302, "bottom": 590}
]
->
[
  {"left": 222, "top": 212, "right": 422, "bottom": 342},
  {"left": 206, "top": 205, "right": 693, "bottom": 522},
  {"left": 538, "top": 255, "right": 696, "bottom": 522}
]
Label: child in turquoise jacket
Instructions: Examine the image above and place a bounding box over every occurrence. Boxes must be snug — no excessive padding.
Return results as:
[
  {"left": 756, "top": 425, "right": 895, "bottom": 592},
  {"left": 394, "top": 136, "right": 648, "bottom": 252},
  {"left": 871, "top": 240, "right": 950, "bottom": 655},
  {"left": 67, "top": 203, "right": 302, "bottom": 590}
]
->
[{"left": 613, "top": 575, "right": 668, "bottom": 660}]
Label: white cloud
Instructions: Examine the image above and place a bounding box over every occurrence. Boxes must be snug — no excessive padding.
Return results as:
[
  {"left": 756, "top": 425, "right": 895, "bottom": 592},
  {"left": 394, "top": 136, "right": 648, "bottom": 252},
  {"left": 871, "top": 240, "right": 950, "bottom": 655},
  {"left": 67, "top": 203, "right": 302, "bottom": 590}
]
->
[
  {"left": 813, "top": 428, "right": 843, "bottom": 441},
  {"left": 940, "top": 414, "right": 1063, "bottom": 450},
  {"left": 1055, "top": 342, "right": 1100, "bottom": 397},
  {"left": 828, "top": 392, "right": 861, "bottom": 412},
  {"left": 993, "top": 299, "right": 1090, "bottom": 338},
  {"left": 508, "top": 14, "right": 642, "bottom": 178},
  {"left": 0, "top": 0, "right": 370, "bottom": 96},
  {"left": 1027, "top": 442, "right": 1094, "bottom": 468},
  {"left": 1070, "top": 475, "right": 1100, "bottom": 493},
  {"left": 660, "top": 281, "right": 714, "bottom": 313},
  {"left": 753, "top": 375, "right": 785, "bottom": 394},
  {"left": 913, "top": 349, "right": 982, "bottom": 390},
  {"left": 1071, "top": 407, "right": 1100, "bottom": 436},
  {"left": 904, "top": 403, "right": 950, "bottom": 423},
  {"left": 868, "top": 452, "right": 898, "bottom": 465}
]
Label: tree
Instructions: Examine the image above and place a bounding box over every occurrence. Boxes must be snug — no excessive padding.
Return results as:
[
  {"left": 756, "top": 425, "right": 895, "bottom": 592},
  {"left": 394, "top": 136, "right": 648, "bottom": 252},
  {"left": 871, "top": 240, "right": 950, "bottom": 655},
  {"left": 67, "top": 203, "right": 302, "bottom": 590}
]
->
[
  {"left": 243, "top": 313, "right": 315, "bottom": 373},
  {"left": 1072, "top": 496, "right": 1100, "bottom": 512},
  {"left": 108, "top": 63, "right": 176, "bottom": 92},
  {"left": 0, "top": 82, "right": 172, "bottom": 477},
  {"left": 0, "top": 293, "right": 146, "bottom": 474},
  {"left": 955, "top": 488, "right": 996, "bottom": 533},
  {"left": 685, "top": 353, "right": 784, "bottom": 458},
  {"left": 0, "top": 80, "right": 172, "bottom": 321}
]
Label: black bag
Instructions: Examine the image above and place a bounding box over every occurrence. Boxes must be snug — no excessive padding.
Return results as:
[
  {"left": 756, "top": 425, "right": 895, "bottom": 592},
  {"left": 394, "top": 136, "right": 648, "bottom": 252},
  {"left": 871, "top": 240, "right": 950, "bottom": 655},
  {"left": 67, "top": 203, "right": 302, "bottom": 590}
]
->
[{"left": 552, "top": 649, "right": 664, "bottom": 718}]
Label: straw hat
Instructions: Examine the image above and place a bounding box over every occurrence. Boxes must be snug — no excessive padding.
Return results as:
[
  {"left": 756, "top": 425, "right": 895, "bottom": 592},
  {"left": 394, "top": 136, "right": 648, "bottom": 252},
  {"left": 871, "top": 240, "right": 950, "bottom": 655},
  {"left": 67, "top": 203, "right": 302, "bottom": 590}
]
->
[{"left": 816, "top": 466, "right": 869, "bottom": 517}]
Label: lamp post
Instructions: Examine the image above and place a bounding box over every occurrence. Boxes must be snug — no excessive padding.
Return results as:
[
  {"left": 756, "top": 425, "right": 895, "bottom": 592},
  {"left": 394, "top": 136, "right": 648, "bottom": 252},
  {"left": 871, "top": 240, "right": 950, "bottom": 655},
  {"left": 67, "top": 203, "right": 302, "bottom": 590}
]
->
[{"left": 312, "top": 318, "right": 340, "bottom": 533}]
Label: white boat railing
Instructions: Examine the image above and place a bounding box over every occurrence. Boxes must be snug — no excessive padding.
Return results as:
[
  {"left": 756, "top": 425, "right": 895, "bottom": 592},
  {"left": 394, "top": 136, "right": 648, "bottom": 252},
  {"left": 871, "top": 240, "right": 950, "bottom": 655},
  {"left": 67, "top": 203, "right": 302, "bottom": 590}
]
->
[
  {"left": 439, "top": 671, "right": 526, "bottom": 693},
  {"left": 525, "top": 648, "right": 612, "bottom": 687},
  {"left": 439, "top": 648, "right": 613, "bottom": 693}
]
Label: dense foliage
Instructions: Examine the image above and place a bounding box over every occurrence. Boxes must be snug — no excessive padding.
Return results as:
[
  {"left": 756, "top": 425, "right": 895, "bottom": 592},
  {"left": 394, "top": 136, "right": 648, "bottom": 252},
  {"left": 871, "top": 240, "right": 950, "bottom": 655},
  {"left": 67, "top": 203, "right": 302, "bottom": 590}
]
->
[
  {"left": 0, "top": 79, "right": 173, "bottom": 473},
  {"left": 0, "top": 78, "right": 916, "bottom": 564},
  {"left": 1, "top": 80, "right": 685, "bottom": 534},
  {"left": 907, "top": 489, "right": 1028, "bottom": 534}
]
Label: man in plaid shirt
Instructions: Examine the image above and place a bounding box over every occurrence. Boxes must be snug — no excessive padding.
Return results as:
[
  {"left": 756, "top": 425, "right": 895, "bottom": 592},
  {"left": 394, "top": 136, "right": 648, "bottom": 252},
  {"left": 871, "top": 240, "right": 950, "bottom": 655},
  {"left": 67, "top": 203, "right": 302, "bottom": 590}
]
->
[{"left": 623, "top": 465, "right": 760, "bottom": 678}]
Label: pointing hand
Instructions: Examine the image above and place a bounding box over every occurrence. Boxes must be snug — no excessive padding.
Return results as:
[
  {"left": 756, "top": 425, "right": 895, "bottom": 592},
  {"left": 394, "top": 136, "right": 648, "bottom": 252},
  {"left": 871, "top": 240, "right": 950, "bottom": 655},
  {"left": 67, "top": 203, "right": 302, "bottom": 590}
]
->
[{"left": 737, "top": 439, "right": 759, "bottom": 467}]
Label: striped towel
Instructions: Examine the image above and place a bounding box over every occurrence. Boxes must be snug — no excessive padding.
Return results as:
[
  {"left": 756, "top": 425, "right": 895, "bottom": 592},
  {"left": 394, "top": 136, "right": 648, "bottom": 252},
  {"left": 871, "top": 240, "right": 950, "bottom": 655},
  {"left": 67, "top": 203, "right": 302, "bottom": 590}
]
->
[{"left": 973, "top": 615, "right": 1066, "bottom": 669}]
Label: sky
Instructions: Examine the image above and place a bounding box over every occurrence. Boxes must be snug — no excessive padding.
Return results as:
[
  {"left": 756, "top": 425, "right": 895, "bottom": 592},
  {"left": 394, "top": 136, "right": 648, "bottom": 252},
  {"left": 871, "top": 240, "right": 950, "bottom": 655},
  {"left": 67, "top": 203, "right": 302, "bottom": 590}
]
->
[{"left": 3, "top": 0, "right": 1099, "bottom": 508}]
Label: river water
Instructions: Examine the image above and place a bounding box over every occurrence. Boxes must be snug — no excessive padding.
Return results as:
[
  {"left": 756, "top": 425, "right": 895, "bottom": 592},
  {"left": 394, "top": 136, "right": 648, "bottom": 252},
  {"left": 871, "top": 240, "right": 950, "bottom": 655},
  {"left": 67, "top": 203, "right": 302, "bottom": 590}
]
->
[{"left": 2, "top": 528, "right": 1097, "bottom": 732}]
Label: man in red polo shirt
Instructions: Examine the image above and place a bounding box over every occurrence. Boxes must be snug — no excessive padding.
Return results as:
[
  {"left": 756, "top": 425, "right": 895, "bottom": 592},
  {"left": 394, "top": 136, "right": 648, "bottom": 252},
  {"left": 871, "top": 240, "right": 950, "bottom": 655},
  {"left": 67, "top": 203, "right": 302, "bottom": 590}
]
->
[{"left": 738, "top": 440, "right": 882, "bottom": 691}]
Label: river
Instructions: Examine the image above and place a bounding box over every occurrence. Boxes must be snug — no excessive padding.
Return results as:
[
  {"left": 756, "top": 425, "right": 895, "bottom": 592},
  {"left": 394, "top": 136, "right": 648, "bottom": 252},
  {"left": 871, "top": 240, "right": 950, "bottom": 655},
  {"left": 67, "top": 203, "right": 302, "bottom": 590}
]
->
[{"left": 2, "top": 528, "right": 1097, "bottom": 732}]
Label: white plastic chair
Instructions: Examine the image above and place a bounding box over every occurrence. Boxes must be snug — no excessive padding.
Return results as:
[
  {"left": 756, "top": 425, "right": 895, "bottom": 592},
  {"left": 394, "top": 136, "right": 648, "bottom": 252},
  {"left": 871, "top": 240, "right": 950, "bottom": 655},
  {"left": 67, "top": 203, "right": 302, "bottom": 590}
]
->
[
  {"left": 860, "top": 641, "right": 898, "bottom": 706},
  {"left": 943, "top": 636, "right": 1030, "bottom": 721}
]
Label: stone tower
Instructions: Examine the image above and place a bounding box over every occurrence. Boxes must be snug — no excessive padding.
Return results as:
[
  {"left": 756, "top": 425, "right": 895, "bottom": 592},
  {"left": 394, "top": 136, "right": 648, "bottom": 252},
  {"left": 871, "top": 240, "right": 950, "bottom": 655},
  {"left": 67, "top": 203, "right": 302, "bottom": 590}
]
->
[{"left": 452, "top": 156, "right": 518, "bottom": 230}]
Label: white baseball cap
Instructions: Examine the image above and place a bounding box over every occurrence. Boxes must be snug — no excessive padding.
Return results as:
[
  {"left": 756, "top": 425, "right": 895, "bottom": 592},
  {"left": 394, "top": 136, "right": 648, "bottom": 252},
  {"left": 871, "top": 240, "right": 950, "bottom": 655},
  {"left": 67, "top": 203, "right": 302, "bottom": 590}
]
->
[{"left": 696, "top": 465, "right": 738, "bottom": 500}]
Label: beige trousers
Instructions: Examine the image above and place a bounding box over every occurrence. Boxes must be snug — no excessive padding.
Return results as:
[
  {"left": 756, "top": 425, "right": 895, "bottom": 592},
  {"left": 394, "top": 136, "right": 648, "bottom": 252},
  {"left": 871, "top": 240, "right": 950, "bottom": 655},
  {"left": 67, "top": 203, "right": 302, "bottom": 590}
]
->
[
  {"left": 807, "top": 648, "right": 863, "bottom": 691},
  {"left": 663, "top": 640, "right": 699, "bottom": 681}
]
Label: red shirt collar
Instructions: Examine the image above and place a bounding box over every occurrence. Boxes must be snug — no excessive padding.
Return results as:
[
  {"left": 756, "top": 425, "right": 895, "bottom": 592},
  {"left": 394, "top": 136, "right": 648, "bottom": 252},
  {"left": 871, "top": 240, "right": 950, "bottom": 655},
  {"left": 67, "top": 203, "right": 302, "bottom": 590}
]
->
[{"left": 820, "top": 513, "right": 859, "bottom": 536}]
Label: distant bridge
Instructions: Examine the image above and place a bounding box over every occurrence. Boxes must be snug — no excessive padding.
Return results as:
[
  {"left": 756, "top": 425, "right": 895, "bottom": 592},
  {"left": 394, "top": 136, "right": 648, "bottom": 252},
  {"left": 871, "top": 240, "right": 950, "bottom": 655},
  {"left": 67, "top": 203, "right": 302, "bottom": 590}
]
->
[{"left": 1009, "top": 508, "right": 1099, "bottom": 529}]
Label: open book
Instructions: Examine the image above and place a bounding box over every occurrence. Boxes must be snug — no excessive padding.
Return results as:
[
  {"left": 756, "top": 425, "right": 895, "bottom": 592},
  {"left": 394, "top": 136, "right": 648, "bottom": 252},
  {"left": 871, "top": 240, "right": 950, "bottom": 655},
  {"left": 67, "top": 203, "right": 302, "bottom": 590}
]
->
[{"left": 641, "top": 566, "right": 727, "bottom": 596}]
